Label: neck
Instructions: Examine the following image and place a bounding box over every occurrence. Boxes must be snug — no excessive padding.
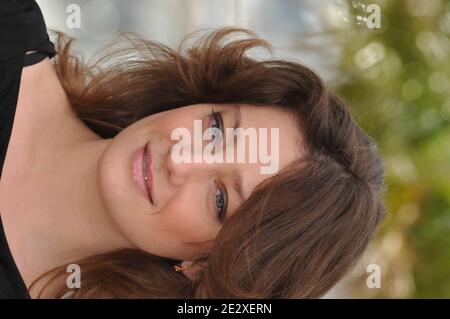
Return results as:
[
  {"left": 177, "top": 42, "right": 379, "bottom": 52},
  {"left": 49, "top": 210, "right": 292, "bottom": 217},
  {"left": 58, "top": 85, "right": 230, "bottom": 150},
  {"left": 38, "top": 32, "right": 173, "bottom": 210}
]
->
[{"left": 2, "top": 122, "right": 131, "bottom": 296}]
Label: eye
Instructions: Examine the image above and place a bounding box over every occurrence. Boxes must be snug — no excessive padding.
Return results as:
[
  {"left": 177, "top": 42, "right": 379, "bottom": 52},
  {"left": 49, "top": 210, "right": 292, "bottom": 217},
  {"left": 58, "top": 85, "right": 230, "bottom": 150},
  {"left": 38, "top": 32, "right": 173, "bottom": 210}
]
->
[
  {"left": 209, "top": 107, "right": 224, "bottom": 143},
  {"left": 213, "top": 180, "right": 228, "bottom": 223}
]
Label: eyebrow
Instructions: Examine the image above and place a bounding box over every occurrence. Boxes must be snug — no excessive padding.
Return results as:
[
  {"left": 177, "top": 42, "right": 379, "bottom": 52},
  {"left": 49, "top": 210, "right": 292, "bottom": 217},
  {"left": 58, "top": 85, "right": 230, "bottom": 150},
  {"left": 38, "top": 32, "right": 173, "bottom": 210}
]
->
[
  {"left": 232, "top": 103, "right": 242, "bottom": 132},
  {"left": 230, "top": 104, "right": 245, "bottom": 205}
]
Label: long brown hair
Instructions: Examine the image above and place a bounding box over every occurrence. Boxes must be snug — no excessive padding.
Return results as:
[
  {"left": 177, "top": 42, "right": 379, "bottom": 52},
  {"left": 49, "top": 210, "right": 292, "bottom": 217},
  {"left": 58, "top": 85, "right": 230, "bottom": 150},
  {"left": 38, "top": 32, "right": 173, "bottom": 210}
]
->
[{"left": 29, "top": 27, "right": 386, "bottom": 298}]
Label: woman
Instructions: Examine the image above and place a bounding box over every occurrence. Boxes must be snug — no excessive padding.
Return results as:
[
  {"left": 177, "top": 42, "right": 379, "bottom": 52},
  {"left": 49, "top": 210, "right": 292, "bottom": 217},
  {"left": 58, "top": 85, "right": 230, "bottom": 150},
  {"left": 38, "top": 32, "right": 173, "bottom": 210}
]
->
[{"left": 0, "top": 1, "right": 386, "bottom": 298}]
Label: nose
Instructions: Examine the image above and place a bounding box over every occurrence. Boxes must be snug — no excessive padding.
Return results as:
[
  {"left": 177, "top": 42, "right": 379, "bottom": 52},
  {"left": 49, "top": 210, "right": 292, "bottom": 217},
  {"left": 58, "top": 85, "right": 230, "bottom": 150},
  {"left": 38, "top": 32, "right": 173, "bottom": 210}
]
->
[{"left": 166, "top": 144, "right": 225, "bottom": 187}]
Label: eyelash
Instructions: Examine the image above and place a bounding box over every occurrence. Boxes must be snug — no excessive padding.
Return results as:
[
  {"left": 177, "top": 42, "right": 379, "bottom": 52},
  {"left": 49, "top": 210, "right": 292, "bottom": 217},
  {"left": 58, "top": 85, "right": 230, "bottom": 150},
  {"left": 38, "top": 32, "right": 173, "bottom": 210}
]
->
[
  {"left": 209, "top": 108, "right": 227, "bottom": 222},
  {"left": 209, "top": 107, "right": 223, "bottom": 144},
  {"left": 213, "top": 180, "right": 227, "bottom": 223}
]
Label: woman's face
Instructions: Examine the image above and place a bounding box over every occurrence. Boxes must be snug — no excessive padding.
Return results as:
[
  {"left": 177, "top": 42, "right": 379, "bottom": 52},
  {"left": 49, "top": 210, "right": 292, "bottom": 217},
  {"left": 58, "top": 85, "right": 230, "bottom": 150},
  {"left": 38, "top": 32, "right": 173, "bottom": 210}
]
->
[{"left": 98, "top": 103, "right": 304, "bottom": 260}]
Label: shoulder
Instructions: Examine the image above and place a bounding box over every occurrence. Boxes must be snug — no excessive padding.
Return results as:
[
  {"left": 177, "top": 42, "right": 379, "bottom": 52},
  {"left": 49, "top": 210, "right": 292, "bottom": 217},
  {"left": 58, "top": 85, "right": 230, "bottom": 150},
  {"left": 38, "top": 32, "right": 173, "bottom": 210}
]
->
[
  {"left": 20, "top": 55, "right": 57, "bottom": 101},
  {"left": 18, "top": 53, "right": 76, "bottom": 141}
]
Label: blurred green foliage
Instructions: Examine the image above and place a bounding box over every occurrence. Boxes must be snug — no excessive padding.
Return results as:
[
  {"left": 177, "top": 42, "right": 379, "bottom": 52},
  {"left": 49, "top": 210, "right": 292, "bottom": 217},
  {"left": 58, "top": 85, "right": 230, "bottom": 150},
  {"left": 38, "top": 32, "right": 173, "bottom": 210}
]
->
[{"left": 335, "top": 0, "right": 450, "bottom": 297}]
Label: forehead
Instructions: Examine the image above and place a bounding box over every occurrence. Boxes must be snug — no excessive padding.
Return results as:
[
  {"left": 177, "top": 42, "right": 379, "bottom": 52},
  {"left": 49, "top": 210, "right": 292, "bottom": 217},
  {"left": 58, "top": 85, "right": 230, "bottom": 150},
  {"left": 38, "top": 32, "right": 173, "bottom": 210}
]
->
[{"left": 233, "top": 103, "right": 305, "bottom": 196}]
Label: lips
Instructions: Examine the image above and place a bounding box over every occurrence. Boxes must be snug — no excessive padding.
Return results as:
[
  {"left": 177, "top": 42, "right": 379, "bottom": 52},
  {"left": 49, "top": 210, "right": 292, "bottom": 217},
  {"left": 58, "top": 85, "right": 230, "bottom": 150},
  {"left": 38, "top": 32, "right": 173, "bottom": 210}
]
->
[
  {"left": 143, "top": 142, "right": 154, "bottom": 204},
  {"left": 132, "top": 142, "right": 154, "bottom": 204}
]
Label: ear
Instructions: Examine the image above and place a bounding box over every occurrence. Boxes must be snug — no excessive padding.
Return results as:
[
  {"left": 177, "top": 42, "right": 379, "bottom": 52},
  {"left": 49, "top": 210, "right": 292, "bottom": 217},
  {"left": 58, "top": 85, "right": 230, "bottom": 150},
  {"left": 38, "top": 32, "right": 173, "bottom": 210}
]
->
[{"left": 180, "top": 260, "right": 206, "bottom": 281}]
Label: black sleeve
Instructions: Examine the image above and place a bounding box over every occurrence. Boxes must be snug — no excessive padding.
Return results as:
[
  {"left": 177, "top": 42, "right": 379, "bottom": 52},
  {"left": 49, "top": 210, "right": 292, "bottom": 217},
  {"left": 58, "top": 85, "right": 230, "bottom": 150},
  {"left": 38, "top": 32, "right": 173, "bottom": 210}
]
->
[
  {"left": 0, "top": 0, "right": 29, "bottom": 179},
  {"left": 0, "top": 0, "right": 57, "bottom": 178},
  {"left": 0, "top": 0, "right": 56, "bottom": 299},
  {"left": 0, "top": 0, "right": 56, "bottom": 59}
]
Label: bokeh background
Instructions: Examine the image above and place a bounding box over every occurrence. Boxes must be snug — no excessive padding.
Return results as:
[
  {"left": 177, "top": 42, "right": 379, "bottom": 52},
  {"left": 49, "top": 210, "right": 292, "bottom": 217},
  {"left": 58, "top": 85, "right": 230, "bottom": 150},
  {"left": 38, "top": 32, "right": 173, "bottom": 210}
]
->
[{"left": 36, "top": 0, "right": 450, "bottom": 298}]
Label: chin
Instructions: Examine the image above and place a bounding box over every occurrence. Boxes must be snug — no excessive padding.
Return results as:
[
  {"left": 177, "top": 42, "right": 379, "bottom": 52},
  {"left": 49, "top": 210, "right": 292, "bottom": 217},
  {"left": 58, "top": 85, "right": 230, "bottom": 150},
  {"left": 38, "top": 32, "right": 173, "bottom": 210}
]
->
[{"left": 97, "top": 139, "right": 146, "bottom": 235}]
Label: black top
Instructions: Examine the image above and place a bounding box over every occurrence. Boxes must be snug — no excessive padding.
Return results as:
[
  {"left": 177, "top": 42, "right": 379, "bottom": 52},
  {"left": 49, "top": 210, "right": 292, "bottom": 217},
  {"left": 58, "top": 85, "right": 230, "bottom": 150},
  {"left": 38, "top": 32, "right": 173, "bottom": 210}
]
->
[{"left": 0, "top": 0, "right": 57, "bottom": 299}]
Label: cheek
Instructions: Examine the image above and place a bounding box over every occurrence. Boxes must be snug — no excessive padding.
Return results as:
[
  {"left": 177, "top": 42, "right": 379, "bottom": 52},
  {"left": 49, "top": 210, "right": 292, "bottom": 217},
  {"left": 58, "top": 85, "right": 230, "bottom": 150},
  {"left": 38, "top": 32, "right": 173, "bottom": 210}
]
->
[{"left": 159, "top": 197, "right": 219, "bottom": 246}]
